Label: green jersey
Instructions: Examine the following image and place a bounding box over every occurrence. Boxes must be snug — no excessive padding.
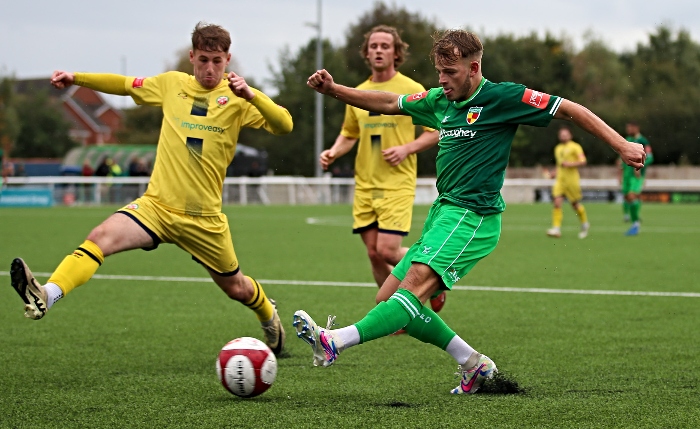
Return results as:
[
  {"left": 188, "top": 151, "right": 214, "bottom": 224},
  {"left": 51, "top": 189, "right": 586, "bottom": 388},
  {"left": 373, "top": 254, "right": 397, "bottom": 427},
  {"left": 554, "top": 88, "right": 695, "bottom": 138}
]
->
[
  {"left": 398, "top": 78, "right": 561, "bottom": 214},
  {"left": 623, "top": 134, "right": 652, "bottom": 177}
]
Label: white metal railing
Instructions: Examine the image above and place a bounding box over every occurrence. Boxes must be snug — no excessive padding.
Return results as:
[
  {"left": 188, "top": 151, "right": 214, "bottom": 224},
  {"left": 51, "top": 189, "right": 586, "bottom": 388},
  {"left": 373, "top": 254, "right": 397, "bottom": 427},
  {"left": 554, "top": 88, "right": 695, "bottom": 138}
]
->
[{"left": 3, "top": 176, "right": 700, "bottom": 206}]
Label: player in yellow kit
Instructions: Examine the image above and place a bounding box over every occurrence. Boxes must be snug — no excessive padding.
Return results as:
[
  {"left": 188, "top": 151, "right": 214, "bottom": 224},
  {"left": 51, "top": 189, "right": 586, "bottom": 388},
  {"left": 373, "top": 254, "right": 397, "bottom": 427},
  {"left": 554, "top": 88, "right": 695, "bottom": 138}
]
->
[
  {"left": 319, "top": 25, "right": 443, "bottom": 312},
  {"left": 546, "top": 126, "right": 590, "bottom": 239},
  {"left": 9, "top": 22, "right": 291, "bottom": 355}
]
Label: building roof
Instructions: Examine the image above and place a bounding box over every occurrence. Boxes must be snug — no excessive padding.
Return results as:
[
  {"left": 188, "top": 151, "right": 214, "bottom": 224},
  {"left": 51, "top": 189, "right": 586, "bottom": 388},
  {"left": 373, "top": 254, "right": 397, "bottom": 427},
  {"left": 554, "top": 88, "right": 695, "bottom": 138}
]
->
[{"left": 13, "top": 77, "right": 121, "bottom": 138}]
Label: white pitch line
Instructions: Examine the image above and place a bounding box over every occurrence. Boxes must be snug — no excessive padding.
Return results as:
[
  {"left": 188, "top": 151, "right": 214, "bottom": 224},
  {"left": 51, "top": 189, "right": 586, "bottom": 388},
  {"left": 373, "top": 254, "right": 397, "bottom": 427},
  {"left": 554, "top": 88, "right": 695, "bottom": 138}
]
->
[{"left": 0, "top": 271, "right": 697, "bottom": 298}]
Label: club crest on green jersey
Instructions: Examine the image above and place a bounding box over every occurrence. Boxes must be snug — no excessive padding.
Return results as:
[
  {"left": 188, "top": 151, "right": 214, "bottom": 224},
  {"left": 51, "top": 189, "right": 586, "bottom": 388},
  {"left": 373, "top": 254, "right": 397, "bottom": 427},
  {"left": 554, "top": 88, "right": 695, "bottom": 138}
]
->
[{"left": 466, "top": 106, "right": 482, "bottom": 125}]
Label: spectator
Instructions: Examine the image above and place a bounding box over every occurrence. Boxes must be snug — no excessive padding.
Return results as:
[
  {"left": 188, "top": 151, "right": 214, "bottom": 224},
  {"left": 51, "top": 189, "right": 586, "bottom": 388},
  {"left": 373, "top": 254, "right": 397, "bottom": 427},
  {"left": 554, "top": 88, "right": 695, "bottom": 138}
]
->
[
  {"left": 82, "top": 160, "right": 94, "bottom": 177},
  {"left": 95, "top": 157, "right": 111, "bottom": 177},
  {"left": 128, "top": 156, "right": 150, "bottom": 177}
]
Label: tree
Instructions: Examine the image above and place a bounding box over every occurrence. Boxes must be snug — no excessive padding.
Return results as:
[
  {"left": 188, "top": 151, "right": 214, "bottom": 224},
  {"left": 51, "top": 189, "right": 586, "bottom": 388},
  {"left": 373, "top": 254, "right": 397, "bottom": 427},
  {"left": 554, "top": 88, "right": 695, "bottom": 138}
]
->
[
  {"left": 0, "top": 76, "right": 21, "bottom": 161},
  {"left": 481, "top": 32, "right": 576, "bottom": 167},
  {"left": 621, "top": 26, "right": 700, "bottom": 164},
  {"left": 13, "top": 90, "right": 75, "bottom": 158},
  {"left": 240, "top": 39, "right": 355, "bottom": 175}
]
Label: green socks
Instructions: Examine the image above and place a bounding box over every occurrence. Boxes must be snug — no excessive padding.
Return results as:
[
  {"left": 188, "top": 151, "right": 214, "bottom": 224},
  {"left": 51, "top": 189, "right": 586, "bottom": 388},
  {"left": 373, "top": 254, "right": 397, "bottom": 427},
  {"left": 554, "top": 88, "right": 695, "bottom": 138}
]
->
[
  {"left": 630, "top": 199, "right": 641, "bottom": 223},
  {"left": 355, "top": 289, "right": 422, "bottom": 343},
  {"left": 404, "top": 306, "right": 456, "bottom": 350}
]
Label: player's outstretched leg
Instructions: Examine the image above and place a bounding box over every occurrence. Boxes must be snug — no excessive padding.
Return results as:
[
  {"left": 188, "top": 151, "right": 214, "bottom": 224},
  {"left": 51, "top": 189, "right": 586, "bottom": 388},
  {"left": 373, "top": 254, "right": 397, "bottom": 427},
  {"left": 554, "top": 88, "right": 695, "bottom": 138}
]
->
[
  {"left": 451, "top": 352, "right": 498, "bottom": 394},
  {"left": 10, "top": 258, "right": 48, "bottom": 319},
  {"left": 261, "top": 298, "right": 286, "bottom": 355},
  {"left": 243, "top": 277, "right": 285, "bottom": 355},
  {"left": 292, "top": 310, "right": 343, "bottom": 367}
]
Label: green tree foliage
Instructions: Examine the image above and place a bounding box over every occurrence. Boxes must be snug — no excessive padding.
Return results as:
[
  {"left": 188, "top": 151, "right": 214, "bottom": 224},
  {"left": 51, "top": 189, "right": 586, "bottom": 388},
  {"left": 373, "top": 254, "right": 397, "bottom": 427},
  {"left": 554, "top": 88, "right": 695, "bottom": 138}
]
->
[
  {"left": 13, "top": 91, "right": 75, "bottom": 158},
  {"left": 621, "top": 27, "right": 700, "bottom": 164},
  {"left": 239, "top": 39, "right": 355, "bottom": 175},
  {"left": 0, "top": 76, "right": 21, "bottom": 159},
  {"left": 116, "top": 103, "right": 163, "bottom": 145}
]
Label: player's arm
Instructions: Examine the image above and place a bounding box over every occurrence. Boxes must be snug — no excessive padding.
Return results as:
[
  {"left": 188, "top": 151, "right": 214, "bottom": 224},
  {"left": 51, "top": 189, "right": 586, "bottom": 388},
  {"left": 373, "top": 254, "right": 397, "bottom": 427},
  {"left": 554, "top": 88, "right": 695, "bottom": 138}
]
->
[
  {"left": 320, "top": 135, "right": 358, "bottom": 170},
  {"left": 51, "top": 71, "right": 129, "bottom": 95},
  {"left": 307, "top": 69, "right": 402, "bottom": 115},
  {"left": 554, "top": 99, "right": 645, "bottom": 169},
  {"left": 382, "top": 129, "right": 439, "bottom": 167},
  {"left": 561, "top": 153, "right": 587, "bottom": 168},
  {"left": 228, "top": 72, "right": 293, "bottom": 135}
]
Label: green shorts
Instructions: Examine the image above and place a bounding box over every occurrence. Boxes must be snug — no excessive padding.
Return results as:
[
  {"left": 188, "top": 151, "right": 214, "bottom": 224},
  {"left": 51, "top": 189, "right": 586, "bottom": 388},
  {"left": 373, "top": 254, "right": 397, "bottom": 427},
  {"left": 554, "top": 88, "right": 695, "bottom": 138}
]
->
[
  {"left": 622, "top": 175, "right": 645, "bottom": 195},
  {"left": 392, "top": 199, "right": 501, "bottom": 289}
]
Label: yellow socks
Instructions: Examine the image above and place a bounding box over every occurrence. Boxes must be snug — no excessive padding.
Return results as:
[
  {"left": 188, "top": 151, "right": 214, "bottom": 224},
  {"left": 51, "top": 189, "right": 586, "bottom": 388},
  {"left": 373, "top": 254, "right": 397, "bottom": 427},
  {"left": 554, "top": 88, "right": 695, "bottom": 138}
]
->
[
  {"left": 552, "top": 207, "right": 563, "bottom": 228},
  {"left": 243, "top": 276, "right": 274, "bottom": 322},
  {"left": 47, "top": 240, "right": 104, "bottom": 295},
  {"left": 575, "top": 204, "right": 588, "bottom": 224}
]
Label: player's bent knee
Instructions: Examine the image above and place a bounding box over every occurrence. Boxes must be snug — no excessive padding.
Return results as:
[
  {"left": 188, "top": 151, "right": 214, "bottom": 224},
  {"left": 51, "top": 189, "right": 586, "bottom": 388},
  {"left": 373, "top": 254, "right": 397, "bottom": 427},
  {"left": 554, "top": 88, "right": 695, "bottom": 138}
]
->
[{"left": 378, "top": 246, "right": 401, "bottom": 266}]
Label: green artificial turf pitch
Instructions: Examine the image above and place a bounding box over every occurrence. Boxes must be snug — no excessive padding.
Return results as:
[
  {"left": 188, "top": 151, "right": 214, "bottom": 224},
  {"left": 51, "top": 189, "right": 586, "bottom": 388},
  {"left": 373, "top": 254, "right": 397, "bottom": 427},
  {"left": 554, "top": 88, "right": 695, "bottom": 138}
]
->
[{"left": 0, "top": 203, "right": 698, "bottom": 428}]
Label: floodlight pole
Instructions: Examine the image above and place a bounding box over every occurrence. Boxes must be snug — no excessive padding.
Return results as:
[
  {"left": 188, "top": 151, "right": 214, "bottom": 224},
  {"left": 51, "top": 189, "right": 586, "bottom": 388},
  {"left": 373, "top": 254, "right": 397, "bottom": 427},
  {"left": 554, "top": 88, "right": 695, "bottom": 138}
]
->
[{"left": 313, "top": 0, "right": 324, "bottom": 178}]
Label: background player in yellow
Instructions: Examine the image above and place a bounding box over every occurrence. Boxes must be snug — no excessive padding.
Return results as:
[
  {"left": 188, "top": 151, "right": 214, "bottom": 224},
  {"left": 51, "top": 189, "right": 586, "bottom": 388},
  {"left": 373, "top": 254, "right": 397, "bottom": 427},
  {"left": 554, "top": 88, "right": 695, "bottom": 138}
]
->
[
  {"left": 9, "top": 22, "right": 292, "bottom": 355},
  {"left": 546, "top": 126, "right": 590, "bottom": 239},
  {"left": 318, "top": 25, "right": 442, "bottom": 309}
]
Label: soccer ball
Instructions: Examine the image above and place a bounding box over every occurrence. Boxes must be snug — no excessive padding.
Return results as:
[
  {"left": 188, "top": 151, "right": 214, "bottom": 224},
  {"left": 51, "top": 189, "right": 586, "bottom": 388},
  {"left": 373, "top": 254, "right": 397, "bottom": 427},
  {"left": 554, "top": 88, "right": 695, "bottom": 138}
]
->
[{"left": 216, "top": 337, "right": 277, "bottom": 398}]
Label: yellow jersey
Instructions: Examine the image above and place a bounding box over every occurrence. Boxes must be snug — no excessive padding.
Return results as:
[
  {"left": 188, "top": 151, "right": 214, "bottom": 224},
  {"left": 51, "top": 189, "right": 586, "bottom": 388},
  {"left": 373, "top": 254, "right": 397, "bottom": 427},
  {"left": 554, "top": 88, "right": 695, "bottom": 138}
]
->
[
  {"left": 554, "top": 140, "right": 584, "bottom": 184},
  {"left": 124, "top": 71, "right": 290, "bottom": 216},
  {"left": 340, "top": 72, "right": 429, "bottom": 196}
]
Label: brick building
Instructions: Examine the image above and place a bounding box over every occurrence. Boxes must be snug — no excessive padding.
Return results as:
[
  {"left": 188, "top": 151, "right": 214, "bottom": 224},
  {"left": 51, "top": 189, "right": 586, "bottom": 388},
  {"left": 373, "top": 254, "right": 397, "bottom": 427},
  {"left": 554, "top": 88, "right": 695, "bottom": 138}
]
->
[{"left": 14, "top": 78, "right": 123, "bottom": 145}]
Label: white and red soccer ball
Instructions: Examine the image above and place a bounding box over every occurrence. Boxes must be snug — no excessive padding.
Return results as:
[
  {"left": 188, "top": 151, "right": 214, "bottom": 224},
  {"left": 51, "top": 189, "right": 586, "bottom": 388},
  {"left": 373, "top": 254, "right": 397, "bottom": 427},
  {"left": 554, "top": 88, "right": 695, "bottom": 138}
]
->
[{"left": 216, "top": 337, "right": 277, "bottom": 398}]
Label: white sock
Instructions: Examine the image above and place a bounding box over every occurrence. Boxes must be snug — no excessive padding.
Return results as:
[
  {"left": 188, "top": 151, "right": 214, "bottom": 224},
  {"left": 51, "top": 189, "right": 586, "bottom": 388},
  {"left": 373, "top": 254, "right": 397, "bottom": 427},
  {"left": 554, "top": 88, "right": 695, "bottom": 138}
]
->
[
  {"left": 445, "top": 335, "right": 476, "bottom": 365},
  {"left": 44, "top": 282, "right": 64, "bottom": 309},
  {"left": 633, "top": 221, "right": 641, "bottom": 227},
  {"left": 333, "top": 325, "right": 360, "bottom": 351}
]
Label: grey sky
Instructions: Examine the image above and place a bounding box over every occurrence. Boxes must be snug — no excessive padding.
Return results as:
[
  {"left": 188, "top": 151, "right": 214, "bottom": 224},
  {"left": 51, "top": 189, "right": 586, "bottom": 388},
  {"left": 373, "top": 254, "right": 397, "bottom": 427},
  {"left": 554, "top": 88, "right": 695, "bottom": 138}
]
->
[{"left": 2, "top": 0, "right": 698, "bottom": 101}]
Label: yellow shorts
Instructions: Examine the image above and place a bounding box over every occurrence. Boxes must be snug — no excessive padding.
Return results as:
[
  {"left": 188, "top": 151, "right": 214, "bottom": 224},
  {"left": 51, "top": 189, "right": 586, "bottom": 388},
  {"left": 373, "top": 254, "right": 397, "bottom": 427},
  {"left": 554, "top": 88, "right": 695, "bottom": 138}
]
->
[
  {"left": 118, "top": 196, "right": 239, "bottom": 275},
  {"left": 352, "top": 191, "right": 414, "bottom": 236},
  {"left": 552, "top": 180, "right": 582, "bottom": 202}
]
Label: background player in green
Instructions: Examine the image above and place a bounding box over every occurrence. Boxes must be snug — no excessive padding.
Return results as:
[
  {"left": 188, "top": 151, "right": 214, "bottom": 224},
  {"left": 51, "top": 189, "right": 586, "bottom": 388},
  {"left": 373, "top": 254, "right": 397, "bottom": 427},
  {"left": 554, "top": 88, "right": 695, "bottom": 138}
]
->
[
  {"left": 318, "top": 25, "right": 442, "bottom": 313},
  {"left": 9, "top": 22, "right": 291, "bottom": 356},
  {"left": 294, "top": 29, "right": 646, "bottom": 394},
  {"left": 620, "top": 121, "right": 653, "bottom": 236}
]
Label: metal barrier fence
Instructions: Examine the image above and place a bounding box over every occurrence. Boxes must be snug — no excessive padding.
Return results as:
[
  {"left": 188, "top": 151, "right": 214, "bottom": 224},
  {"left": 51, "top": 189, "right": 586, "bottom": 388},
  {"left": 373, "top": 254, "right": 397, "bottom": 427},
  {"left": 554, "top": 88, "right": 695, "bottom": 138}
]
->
[{"left": 2, "top": 176, "right": 700, "bottom": 206}]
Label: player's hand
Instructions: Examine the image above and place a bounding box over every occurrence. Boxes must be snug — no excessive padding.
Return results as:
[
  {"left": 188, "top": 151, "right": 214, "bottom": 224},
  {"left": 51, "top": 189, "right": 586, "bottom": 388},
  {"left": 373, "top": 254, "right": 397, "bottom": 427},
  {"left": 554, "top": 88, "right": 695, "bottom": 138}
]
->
[
  {"left": 319, "top": 149, "right": 336, "bottom": 170},
  {"left": 307, "top": 69, "right": 335, "bottom": 94},
  {"left": 382, "top": 145, "right": 410, "bottom": 167},
  {"left": 228, "top": 72, "right": 255, "bottom": 101},
  {"left": 50, "top": 71, "right": 75, "bottom": 89},
  {"left": 618, "top": 141, "right": 646, "bottom": 170}
]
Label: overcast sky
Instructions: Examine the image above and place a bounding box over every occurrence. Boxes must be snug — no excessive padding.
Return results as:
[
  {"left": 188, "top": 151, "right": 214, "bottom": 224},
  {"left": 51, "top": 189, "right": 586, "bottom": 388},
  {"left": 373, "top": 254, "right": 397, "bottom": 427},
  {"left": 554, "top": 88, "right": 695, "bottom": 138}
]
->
[{"left": 2, "top": 0, "right": 698, "bottom": 104}]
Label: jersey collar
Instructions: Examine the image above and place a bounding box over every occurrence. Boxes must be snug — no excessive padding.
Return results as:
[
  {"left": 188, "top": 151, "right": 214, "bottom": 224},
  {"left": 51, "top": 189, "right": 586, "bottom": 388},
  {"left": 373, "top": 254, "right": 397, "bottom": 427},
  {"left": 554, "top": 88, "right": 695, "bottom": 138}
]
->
[{"left": 452, "top": 77, "right": 487, "bottom": 108}]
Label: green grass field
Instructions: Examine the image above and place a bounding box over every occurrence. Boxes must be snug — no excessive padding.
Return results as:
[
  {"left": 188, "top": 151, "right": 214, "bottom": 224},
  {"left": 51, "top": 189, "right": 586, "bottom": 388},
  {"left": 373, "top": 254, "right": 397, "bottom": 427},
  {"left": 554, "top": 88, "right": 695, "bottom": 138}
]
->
[{"left": 0, "top": 203, "right": 698, "bottom": 428}]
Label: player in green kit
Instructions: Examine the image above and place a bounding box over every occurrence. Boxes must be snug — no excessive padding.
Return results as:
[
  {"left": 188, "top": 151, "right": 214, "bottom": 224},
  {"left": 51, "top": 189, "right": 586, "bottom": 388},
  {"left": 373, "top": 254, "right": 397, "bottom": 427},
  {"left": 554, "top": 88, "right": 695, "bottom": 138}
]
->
[
  {"left": 620, "top": 121, "right": 653, "bottom": 235},
  {"left": 293, "top": 29, "right": 646, "bottom": 394}
]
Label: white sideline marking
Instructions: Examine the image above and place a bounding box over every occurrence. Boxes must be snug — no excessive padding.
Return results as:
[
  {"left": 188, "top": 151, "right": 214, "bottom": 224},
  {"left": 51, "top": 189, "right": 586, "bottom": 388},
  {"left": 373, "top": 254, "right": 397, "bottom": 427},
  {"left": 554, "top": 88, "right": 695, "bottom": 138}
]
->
[
  {"left": 0, "top": 271, "right": 697, "bottom": 298},
  {"left": 305, "top": 216, "right": 700, "bottom": 234}
]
